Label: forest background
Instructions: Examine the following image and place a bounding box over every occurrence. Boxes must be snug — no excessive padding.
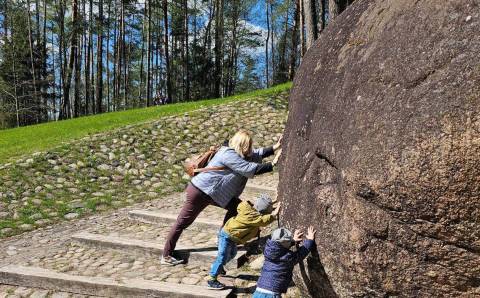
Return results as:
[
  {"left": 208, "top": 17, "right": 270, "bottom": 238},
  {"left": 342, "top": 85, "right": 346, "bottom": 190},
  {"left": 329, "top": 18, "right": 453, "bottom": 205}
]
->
[{"left": 0, "top": 0, "right": 353, "bottom": 129}]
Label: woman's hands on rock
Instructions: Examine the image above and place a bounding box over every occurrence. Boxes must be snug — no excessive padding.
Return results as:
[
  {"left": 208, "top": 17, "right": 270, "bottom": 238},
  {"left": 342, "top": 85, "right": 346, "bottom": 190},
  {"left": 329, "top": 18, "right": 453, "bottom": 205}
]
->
[
  {"left": 273, "top": 135, "right": 283, "bottom": 151},
  {"left": 272, "top": 149, "right": 282, "bottom": 166},
  {"left": 272, "top": 202, "right": 281, "bottom": 217}
]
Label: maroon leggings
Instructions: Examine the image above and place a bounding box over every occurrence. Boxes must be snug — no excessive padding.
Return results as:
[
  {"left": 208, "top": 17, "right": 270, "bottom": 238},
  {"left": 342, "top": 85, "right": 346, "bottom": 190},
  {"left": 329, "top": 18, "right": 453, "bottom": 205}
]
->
[{"left": 163, "top": 183, "right": 241, "bottom": 257}]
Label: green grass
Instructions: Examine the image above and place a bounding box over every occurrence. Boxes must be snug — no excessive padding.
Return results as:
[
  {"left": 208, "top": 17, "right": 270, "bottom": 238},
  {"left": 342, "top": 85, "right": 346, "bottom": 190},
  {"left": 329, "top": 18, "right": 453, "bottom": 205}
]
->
[{"left": 0, "top": 83, "right": 291, "bottom": 163}]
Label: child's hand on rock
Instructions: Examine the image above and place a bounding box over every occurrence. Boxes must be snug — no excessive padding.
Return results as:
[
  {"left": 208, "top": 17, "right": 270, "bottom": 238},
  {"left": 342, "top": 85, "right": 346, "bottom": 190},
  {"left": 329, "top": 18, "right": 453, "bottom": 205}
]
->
[
  {"left": 293, "top": 229, "right": 304, "bottom": 242},
  {"left": 306, "top": 226, "right": 316, "bottom": 240}
]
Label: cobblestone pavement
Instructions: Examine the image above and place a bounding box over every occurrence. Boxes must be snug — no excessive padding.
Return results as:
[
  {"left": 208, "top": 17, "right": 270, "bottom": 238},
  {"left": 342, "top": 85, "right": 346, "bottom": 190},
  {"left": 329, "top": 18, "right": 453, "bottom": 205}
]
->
[
  {"left": 0, "top": 172, "right": 301, "bottom": 297},
  {"left": 23, "top": 242, "right": 212, "bottom": 285},
  {"left": 0, "top": 174, "right": 276, "bottom": 265}
]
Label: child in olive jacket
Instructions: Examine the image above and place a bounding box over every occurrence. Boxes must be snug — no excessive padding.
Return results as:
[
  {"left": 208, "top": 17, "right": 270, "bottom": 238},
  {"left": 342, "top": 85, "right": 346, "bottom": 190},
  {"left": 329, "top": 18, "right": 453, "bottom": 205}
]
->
[{"left": 207, "top": 194, "right": 281, "bottom": 290}]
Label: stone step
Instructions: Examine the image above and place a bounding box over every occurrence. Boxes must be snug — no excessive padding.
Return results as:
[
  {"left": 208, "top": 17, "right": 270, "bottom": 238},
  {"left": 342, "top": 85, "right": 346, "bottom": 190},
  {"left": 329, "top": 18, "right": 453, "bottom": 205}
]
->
[
  {"left": 71, "top": 232, "right": 247, "bottom": 269},
  {"left": 0, "top": 265, "right": 232, "bottom": 298},
  {"left": 90, "top": 217, "right": 218, "bottom": 248},
  {"left": 129, "top": 183, "right": 277, "bottom": 227},
  {"left": 245, "top": 183, "right": 277, "bottom": 197},
  {"left": 129, "top": 210, "right": 222, "bottom": 228},
  {"left": 23, "top": 241, "right": 213, "bottom": 288},
  {"left": 134, "top": 190, "right": 262, "bottom": 223},
  {"left": 130, "top": 183, "right": 276, "bottom": 225}
]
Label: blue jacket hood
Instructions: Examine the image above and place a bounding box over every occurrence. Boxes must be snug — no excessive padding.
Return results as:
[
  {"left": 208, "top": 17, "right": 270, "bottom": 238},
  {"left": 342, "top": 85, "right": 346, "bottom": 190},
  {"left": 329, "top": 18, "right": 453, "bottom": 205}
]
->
[{"left": 264, "top": 239, "right": 292, "bottom": 262}]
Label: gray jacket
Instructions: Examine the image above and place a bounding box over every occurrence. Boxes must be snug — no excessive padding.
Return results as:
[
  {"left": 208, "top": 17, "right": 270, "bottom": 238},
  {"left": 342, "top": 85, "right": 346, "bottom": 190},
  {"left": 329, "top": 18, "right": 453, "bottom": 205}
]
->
[{"left": 191, "top": 146, "right": 266, "bottom": 207}]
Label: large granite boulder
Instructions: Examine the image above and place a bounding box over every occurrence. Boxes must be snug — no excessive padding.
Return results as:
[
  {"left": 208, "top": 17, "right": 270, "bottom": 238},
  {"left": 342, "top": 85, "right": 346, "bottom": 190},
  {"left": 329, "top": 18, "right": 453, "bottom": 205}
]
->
[{"left": 279, "top": 0, "right": 480, "bottom": 297}]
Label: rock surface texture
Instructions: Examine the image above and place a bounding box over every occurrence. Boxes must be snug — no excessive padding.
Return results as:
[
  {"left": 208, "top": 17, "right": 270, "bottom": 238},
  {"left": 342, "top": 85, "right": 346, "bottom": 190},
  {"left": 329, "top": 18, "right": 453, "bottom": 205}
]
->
[{"left": 279, "top": 0, "right": 480, "bottom": 297}]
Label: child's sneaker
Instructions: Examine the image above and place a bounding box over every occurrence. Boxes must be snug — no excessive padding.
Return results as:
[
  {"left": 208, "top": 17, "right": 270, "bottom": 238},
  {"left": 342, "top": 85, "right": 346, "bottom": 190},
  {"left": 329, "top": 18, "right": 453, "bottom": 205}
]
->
[
  {"left": 207, "top": 279, "right": 225, "bottom": 290},
  {"left": 160, "top": 255, "right": 184, "bottom": 266}
]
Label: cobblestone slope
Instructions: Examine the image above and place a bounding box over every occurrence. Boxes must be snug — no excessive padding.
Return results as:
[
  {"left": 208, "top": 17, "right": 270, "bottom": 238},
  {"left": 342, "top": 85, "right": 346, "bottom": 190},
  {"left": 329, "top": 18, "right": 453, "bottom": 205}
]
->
[{"left": 0, "top": 91, "right": 288, "bottom": 238}]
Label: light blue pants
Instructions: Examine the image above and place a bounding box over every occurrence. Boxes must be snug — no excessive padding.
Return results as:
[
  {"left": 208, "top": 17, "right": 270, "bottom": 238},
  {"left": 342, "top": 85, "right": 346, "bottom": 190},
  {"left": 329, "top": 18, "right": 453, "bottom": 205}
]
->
[
  {"left": 253, "top": 290, "right": 282, "bottom": 298},
  {"left": 209, "top": 229, "right": 237, "bottom": 278}
]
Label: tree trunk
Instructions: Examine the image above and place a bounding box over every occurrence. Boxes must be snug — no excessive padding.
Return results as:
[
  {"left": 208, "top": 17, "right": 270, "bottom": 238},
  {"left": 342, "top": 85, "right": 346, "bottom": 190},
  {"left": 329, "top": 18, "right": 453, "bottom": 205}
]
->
[
  {"left": 231, "top": 43, "right": 239, "bottom": 93},
  {"left": 225, "top": 0, "right": 239, "bottom": 96},
  {"left": 106, "top": 0, "right": 111, "bottom": 112},
  {"left": 57, "top": 0, "right": 66, "bottom": 119},
  {"left": 299, "top": 0, "right": 306, "bottom": 56},
  {"left": 202, "top": 0, "right": 214, "bottom": 95},
  {"left": 74, "top": 0, "right": 83, "bottom": 118},
  {"left": 61, "top": 0, "right": 79, "bottom": 119},
  {"left": 146, "top": 0, "right": 152, "bottom": 106},
  {"left": 114, "top": 1, "right": 121, "bottom": 108},
  {"left": 81, "top": 0, "right": 86, "bottom": 113},
  {"left": 96, "top": 0, "right": 104, "bottom": 114},
  {"left": 316, "top": 0, "right": 325, "bottom": 30},
  {"left": 85, "top": 0, "right": 92, "bottom": 114},
  {"left": 126, "top": 15, "right": 134, "bottom": 107},
  {"left": 214, "top": 0, "right": 224, "bottom": 98},
  {"left": 270, "top": 1, "right": 276, "bottom": 82},
  {"left": 329, "top": 0, "right": 339, "bottom": 21},
  {"left": 35, "top": 0, "right": 46, "bottom": 121},
  {"left": 265, "top": 0, "right": 270, "bottom": 87},
  {"left": 289, "top": 0, "right": 300, "bottom": 80},
  {"left": 13, "top": 57, "right": 20, "bottom": 127},
  {"left": 51, "top": 29, "right": 57, "bottom": 121},
  {"left": 192, "top": 0, "right": 198, "bottom": 94},
  {"left": 120, "top": 0, "right": 128, "bottom": 110},
  {"left": 303, "top": 0, "right": 318, "bottom": 50},
  {"left": 9, "top": 14, "right": 20, "bottom": 127},
  {"left": 26, "top": 0, "right": 40, "bottom": 123},
  {"left": 42, "top": 0, "right": 48, "bottom": 120},
  {"left": 163, "top": 0, "right": 172, "bottom": 103},
  {"left": 155, "top": 9, "right": 162, "bottom": 98},
  {"left": 121, "top": 0, "right": 126, "bottom": 109},
  {"left": 184, "top": 0, "right": 190, "bottom": 101},
  {"left": 73, "top": 24, "right": 81, "bottom": 118},
  {"left": 112, "top": 1, "right": 118, "bottom": 110},
  {"left": 3, "top": 3, "right": 8, "bottom": 40},
  {"left": 329, "top": 0, "right": 351, "bottom": 21},
  {"left": 35, "top": 0, "right": 41, "bottom": 40},
  {"left": 139, "top": 1, "right": 146, "bottom": 103},
  {"left": 278, "top": 0, "right": 290, "bottom": 82}
]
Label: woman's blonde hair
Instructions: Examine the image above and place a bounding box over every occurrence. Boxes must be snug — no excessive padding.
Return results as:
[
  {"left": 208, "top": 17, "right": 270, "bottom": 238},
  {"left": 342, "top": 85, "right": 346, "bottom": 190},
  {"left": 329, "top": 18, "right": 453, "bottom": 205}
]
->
[{"left": 229, "top": 130, "right": 253, "bottom": 158}]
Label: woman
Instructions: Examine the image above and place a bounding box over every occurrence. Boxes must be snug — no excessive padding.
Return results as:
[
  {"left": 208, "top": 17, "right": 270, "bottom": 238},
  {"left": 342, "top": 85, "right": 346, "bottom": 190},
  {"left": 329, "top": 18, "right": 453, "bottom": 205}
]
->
[{"left": 162, "top": 130, "right": 282, "bottom": 265}]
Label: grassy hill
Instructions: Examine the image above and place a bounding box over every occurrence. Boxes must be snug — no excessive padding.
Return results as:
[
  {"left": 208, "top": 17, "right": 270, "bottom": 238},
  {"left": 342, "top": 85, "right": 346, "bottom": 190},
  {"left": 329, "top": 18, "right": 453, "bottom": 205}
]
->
[
  {"left": 0, "top": 83, "right": 290, "bottom": 238},
  {"left": 0, "top": 83, "right": 291, "bottom": 164}
]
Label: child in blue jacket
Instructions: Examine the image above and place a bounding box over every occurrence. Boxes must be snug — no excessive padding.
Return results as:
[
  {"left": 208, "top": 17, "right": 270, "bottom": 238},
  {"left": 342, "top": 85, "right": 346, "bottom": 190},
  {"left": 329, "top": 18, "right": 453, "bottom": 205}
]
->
[{"left": 253, "top": 226, "right": 317, "bottom": 297}]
